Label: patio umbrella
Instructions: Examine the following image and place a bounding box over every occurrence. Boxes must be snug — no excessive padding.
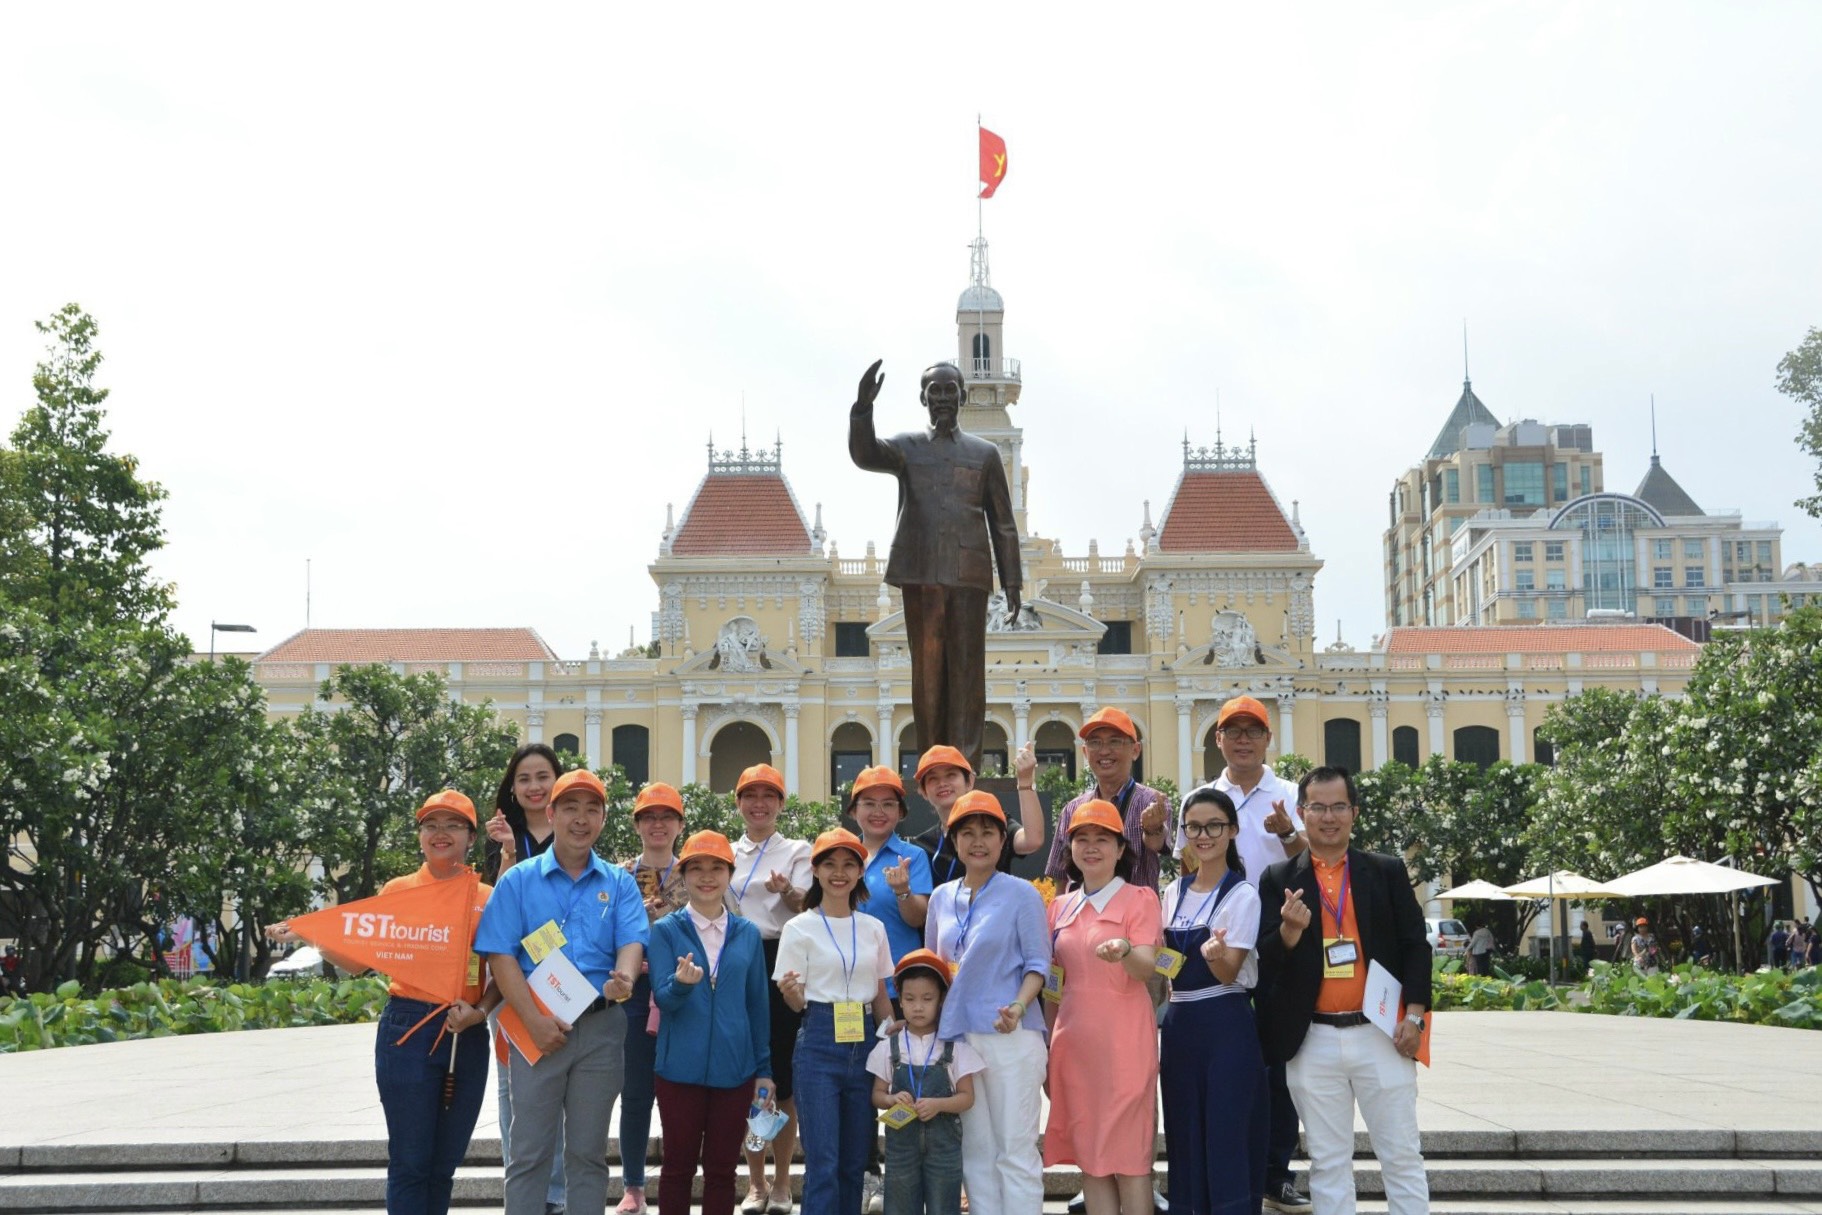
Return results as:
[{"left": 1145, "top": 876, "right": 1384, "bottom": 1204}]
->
[
  {"left": 1605, "top": 856, "right": 1780, "bottom": 969},
  {"left": 1502, "top": 871, "right": 1622, "bottom": 981},
  {"left": 1436, "top": 879, "right": 1515, "bottom": 901}
]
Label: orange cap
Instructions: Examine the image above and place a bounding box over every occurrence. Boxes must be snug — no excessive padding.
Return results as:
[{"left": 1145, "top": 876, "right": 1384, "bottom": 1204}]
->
[
  {"left": 416, "top": 789, "right": 477, "bottom": 827},
  {"left": 811, "top": 827, "right": 866, "bottom": 865},
  {"left": 847, "top": 765, "right": 907, "bottom": 814},
  {"left": 678, "top": 830, "right": 736, "bottom": 870},
  {"left": 550, "top": 769, "right": 608, "bottom": 805},
  {"left": 1066, "top": 799, "right": 1126, "bottom": 838},
  {"left": 736, "top": 763, "right": 786, "bottom": 797},
  {"left": 633, "top": 782, "right": 685, "bottom": 817},
  {"left": 915, "top": 745, "right": 973, "bottom": 783},
  {"left": 894, "top": 948, "right": 952, "bottom": 988},
  {"left": 1216, "top": 695, "right": 1271, "bottom": 730},
  {"left": 1078, "top": 707, "right": 1139, "bottom": 741},
  {"left": 1635, "top": 917, "right": 1650, "bottom": 927},
  {"left": 946, "top": 789, "right": 1006, "bottom": 830}
]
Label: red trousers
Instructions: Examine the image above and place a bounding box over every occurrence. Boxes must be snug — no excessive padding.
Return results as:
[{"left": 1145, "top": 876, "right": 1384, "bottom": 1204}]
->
[{"left": 654, "top": 1076, "right": 751, "bottom": 1215}]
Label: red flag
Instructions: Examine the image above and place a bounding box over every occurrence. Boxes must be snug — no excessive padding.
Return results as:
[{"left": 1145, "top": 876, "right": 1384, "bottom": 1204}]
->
[
  {"left": 979, "top": 127, "right": 1008, "bottom": 199},
  {"left": 286, "top": 873, "right": 478, "bottom": 1005}
]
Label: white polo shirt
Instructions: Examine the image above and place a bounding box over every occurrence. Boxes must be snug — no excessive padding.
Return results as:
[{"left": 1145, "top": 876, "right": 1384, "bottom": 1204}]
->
[{"left": 1182, "top": 764, "right": 1305, "bottom": 884}]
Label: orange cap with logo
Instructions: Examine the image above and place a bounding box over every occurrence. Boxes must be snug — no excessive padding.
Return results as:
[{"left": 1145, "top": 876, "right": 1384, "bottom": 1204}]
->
[
  {"left": 1066, "top": 799, "right": 1125, "bottom": 838},
  {"left": 946, "top": 788, "right": 1007, "bottom": 831},
  {"left": 736, "top": 764, "right": 786, "bottom": 797},
  {"left": 894, "top": 948, "right": 953, "bottom": 989},
  {"left": 1216, "top": 695, "right": 1271, "bottom": 730},
  {"left": 677, "top": 830, "right": 736, "bottom": 869},
  {"left": 811, "top": 827, "right": 867, "bottom": 865},
  {"left": 416, "top": 789, "right": 477, "bottom": 827},
  {"left": 1078, "top": 707, "right": 1139, "bottom": 741},
  {"left": 633, "top": 782, "right": 685, "bottom": 817},
  {"left": 915, "top": 745, "right": 973, "bottom": 783},
  {"left": 847, "top": 765, "right": 907, "bottom": 814},
  {"left": 550, "top": 770, "right": 608, "bottom": 805}
]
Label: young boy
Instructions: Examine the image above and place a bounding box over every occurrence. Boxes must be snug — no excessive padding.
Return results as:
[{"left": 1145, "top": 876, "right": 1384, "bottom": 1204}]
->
[{"left": 867, "top": 950, "right": 982, "bottom": 1215}]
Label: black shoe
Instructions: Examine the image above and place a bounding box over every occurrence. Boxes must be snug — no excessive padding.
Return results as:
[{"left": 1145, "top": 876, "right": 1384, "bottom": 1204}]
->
[
  {"left": 1066, "top": 1195, "right": 1085, "bottom": 1215},
  {"left": 1261, "top": 1180, "right": 1311, "bottom": 1213}
]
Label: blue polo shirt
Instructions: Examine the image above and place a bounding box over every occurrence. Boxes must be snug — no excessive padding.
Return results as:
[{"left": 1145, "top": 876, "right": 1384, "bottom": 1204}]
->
[
  {"left": 474, "top": 848, "right": 649, "bottom": 991},
  {"left": 857, "top": 835, "right": 935, "bottom": 963}
]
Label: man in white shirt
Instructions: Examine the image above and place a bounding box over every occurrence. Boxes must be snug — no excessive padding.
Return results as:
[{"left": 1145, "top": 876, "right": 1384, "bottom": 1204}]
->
[
  {"left": 728, "top": 764, "right": 813, "bottom": 1215},
  {"left": 1185, "top": 695, "right": 1310, "bottom": 1214}
]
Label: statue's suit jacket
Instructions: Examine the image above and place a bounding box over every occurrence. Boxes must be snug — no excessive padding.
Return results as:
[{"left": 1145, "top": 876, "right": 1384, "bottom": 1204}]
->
[{"left": 849, "top": 404, "right": 1021, "bottom": 595}]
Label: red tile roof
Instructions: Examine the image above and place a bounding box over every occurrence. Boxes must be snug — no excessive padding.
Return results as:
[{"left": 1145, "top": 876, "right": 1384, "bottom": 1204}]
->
[
  {"left": 1383, "top": 625, "right": 1700, "bottom": 655},
  {"left": 256, "top": 628, "right": 558, "bottom": 663},
  {"left": 1157, "top": 471, "right": 1300, "bottom": 552},
  {"left": 670, "top": 474, "right": 812, "bottom": 556}
]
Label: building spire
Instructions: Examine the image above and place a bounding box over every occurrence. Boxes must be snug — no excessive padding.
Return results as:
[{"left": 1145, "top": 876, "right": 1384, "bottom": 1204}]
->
[
  {"left": 1462, "top": 319, "right": 1471, "bottom": 387},
  {"left": 1650, "top": 393, "right": 1659, "bottom": 463}
]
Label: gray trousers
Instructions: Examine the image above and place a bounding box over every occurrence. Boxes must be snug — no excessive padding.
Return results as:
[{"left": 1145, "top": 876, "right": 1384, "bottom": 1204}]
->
[{"left": 504, "top": 1006, "right": 626, "bottom": 1215}]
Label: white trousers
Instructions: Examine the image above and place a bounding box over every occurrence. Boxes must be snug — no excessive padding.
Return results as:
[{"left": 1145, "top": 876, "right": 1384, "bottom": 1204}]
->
[
  {"left": 1285, "top": 1024, "right": 1428, "bottom": 1215},
  {"left": 959, "top": 1029, "right": 1048, "bottom": 1215}
]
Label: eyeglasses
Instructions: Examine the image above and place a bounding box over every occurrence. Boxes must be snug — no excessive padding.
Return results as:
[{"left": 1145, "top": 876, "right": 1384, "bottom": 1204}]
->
[
  {"left": 418, "top": 821, "right": 469, "bottom": 836},
  {"left": 637, "top": 813, "right": 683, "bottom": 826},
  {"left": 1300, "top": 803, "right": 1353, "bottom": 818},
  {"left": 1083, "top": 736, "right": 1134, "bottom": 752},
  {"left": 1219, "top": 726, "right": 1267, "bottom": 742},
  {"left": 1182, "top": 820, "right": 1234, "bottom": 838}
]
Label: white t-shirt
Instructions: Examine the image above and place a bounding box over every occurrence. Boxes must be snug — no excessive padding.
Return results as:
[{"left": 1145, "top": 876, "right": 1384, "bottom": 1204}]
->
[
  {"left": 733, "top": 832, "right": 814, "bottom": 939},
  {"left": 774, "top": 909, "right": 894, "bottom": 1005},
  {"left": 866, "top": 1029, "right": 987, "bottom": 1088},
  {"left": 1181, "top": 766, "right": 1305, "bottom": 885},
  {"left": 1160, "top": 873, "right": 1262, "bottom": 994}
]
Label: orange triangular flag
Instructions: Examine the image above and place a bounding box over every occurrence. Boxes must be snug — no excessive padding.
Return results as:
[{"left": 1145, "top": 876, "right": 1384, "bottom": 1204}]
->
[{"left": 288, "top": 873, "right": 478, "bottom": 1005}]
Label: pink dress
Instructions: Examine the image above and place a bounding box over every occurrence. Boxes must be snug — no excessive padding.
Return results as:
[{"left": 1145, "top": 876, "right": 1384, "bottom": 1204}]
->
[{"left": 1043, "top": 880, "right": 1162, "bottom": 1175}]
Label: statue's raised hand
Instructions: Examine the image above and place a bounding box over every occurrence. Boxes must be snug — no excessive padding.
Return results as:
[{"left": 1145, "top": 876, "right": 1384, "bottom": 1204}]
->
[{"left": 857, "top": 360, "right": 884, "bottom": 409}]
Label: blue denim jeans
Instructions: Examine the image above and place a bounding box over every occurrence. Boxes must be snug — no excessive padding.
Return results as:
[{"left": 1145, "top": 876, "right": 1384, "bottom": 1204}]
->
[
  {"left": 881, "top": 1039, "right": 961, "bottom": 1215},
  {"left": 794, "top": 1002, "right": 877, "bottom": 1215},
  {"left": 620, "top": 972, "right": 657, "bottom": 1188},
  {"left": 376, "top": 997, "right": 490, "bottom": 1215}
]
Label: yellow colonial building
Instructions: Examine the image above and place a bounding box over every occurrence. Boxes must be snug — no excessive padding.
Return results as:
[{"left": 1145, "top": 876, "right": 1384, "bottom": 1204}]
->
[{"left": 253, "top": 243, "right": 1712, "bottom": 798}]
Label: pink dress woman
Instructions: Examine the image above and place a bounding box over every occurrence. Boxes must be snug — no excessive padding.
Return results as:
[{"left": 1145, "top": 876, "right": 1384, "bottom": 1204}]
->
[{"left": 1042, "top": 879, "right": 1162, "bottom": 1174}]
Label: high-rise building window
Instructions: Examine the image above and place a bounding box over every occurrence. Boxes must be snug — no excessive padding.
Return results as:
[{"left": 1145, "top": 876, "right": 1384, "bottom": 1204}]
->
[
  {"left": 1444, "top": 469, "right": 1460, "bottom": 503},
  {"left": 1546, "top": 598, "right": 1568, "bottom": 619},
  {"left": 1517, "top": 600, "right": 1538, "bottom": 619},
  {"left": 1758, "top": 540, "right": 1774, "bottom": 565},
  {"left": 1580, "top": 466, "right": 1592, "bottom": 495},
  {"left": 1545, "top": 541, "right": 1564, "bottom": 562},
  {"left": 1552, "top": 463, "right": 1568, "bottom": 502},
  {"left": 1655, "top": 597, "right": 1677, "bottom": 616},
  {"left": 1684, "top": 538, "right": 1705, "bottom": 561},
  {"left": 1515, "top": 570, "right": 1535, "bottom": 590},
  {"left": 1546, "top": 569, "right": 1566, "bottom": 590},
  {"left": 1654, "top": 567, "right": 1673, "bottom": 588},
  {"left": 1686, "top": 595, "right": 1708, "bottom": 615},
  {"left": 1685, "top": 568, "right": 1705, "bottom": 588},
  {"left": 1504, "top": 462, "right": 1546, "bottom": 506},
  {"left": 1476, "top": 465, "right": 1494, "bottom": 504},
  {"left": 1513, "top": 543, "right": 1534, "bottom": 562},
  {"left": 1654, "top": 539, "right": 1672, "bottom": 561}
]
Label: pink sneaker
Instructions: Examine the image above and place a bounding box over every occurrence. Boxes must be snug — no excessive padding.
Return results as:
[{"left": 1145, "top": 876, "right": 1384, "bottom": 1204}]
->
[{"left": 616, "top": 1187, "right": 646, "bottom": 1215}]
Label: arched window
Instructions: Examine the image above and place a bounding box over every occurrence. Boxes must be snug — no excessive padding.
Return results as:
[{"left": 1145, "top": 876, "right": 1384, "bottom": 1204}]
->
[
  {"left": 1034, "top": 720, "right": 1076, "bottom": 782},
  {"left": 830, "top": 722, "right": 874, "bottom": 800},
  {"left": 708, "top": 722, "right": 772, "bottom": 793},
  {"left": 1453, "top": 725, "right": 1501, "bottom": 770},
  {"left": 972, "top": 332, "right": 991, "bottom": 365},
  {"left": 1533, "top": 728, "right": 1555, "bottom": 767},
  {"left": 1323, "top": 718, "right": 1363, "bottom": 773},
  {"left": 612, "top": 724, "right": 650, "bottom": 788},
  {"left": 980, "top": 721, "right": 1010, "bottom": 777},
  {"left": 552, "top": 733, "right": 580, "bottom": 757},
  {"left": 1392, "top": 725, "right": 1421, "bottom": 768}
]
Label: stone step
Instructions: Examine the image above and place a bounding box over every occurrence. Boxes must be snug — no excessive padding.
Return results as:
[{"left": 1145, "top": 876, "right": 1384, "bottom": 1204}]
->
[{"left": 4, "top": 1157, "right": 1821, "bottom": 1211}]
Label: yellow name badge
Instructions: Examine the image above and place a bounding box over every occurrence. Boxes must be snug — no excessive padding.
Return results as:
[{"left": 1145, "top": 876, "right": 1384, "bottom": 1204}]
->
[
  {"left": 1153, "top": 948, "right": 1185, "bottom": 980},
  {"left": 522, "top": 920, "right": 567, "bottom": 965},
  {"left": 878, "top": 1103, "right": 918, "bottom": 1130},
  {"left": 1041, "top": 963, "right": 1064, "bottom": 1005},
  {"left": 1323, "top": 936, "right": 1359, "bottom": 980},
  {"left": 467, "top": 951, "right": 482, "bottom": 989},
  {"left": 833, "top": 1001, "right": 866, "bottom": 1043}
]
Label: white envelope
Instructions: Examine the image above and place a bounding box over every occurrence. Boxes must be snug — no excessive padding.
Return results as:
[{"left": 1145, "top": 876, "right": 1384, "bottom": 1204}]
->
[
  {"left": 528, "top": 947, "right": 597, "bottom": 1025},
  {"left": 1362, "top": 959, "right": 1402, "bottom": 1039}
]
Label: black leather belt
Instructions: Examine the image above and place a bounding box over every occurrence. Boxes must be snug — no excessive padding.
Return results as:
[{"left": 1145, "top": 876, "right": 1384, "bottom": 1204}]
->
[
  {"left": 1311, "top": 1011, "right": 1370, "bottom": 1028},
  {"left": 581, "top": 996, "right": 609, "bottom": 1016}
]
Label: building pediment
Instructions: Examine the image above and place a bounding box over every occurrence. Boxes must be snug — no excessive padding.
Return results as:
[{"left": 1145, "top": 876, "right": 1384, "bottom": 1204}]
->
[
  {"left": 1169, "top": 609, "right": 1303, "bottom": 672},
  {"left": 672, "top": 614, "right": 808, "bottom": 676},
  {"left": 867, "top": 596, "right": 1107, "bottom": 643}
]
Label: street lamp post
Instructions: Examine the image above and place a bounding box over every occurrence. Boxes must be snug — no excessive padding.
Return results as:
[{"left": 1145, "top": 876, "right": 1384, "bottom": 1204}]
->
[{"left": 209, "top": 621, "right": 257, "bottom": 661}]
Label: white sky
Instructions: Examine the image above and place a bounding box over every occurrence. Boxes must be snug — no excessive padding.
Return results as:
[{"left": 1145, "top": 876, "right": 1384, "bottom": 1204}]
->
[{"left": 3, "top": 3, "right": 1819, "bottom": 659}]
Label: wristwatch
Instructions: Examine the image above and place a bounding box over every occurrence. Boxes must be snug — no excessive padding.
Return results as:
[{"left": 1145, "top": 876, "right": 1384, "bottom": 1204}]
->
[
  {"left": 1404, "top": 1013, "right": 1426, "bottom": 1032},
  {"left": 1276, "top": 828, "right": 1297, "bottom": 842}
]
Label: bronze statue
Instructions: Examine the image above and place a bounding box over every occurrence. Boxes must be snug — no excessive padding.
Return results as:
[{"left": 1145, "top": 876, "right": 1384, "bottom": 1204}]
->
[{"left": 849, "top": 359, "right": 1022, "bottom": 771}]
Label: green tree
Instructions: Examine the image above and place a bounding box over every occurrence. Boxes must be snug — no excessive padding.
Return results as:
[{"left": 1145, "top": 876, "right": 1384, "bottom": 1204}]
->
[
  {"left": 291, "top": 664, "right": 519, "bottom": 902},
  {"left": 1778, "top": 326, "right": 1822, "bottom": 518}
]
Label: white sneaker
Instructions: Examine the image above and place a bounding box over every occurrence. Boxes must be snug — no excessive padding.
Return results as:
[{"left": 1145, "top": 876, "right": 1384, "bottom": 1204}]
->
[{"left": 862, "top": 1171, "right": 884, "bottom": 1214}]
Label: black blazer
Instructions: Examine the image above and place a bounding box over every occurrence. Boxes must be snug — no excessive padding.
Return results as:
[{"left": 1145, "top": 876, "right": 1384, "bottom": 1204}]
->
[{"left": 1254, "top": 847, "right": 1432, "bottom": 1065}]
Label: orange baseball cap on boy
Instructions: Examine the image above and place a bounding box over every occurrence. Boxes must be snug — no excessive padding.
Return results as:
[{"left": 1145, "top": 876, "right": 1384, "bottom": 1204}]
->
[
  {"left": 633, "top": 782, "right": 685, "bottom": 816},
  {"left": 677, "top": 830, "right": 736, "bottom": 869},
  {"left": 1216, "top": 696, "right": 1271, "bottom": 730},
  {"left": 945, "top": 789, "right": 1007, "bottom": 831},
  {"left": 736, "top": 764, "right": 786, "bottom": 797},
  {"left": 915, "top": 745, "right": 973, "bottom": 783},
  {"left": 550, "top": 770, "right": 607, "bottom": 805},
  {"left": 416, "top": 789, "right": 477, "bottom": 827}
]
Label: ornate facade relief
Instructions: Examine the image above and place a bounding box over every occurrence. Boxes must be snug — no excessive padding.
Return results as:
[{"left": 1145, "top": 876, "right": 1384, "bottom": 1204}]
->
[
  {"left": 712, "top": 616, "right": 770, "bottom": 672},
  {"left": 1207, "top": 610, "right": 1259, "bottom": 667}
]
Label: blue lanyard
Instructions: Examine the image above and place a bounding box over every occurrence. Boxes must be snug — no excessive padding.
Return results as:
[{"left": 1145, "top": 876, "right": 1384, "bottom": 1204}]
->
[
  {"left": 736, "top": 835, "right": 774, "bottom": 903},
  {"left": 953, "top": 874, "right": 994, "bottom": 954},
  {"left": 905, "top": 1032, "right": 938, "bottom": 1101},
  {"left": 1051, "top": 889, "right": 1093, "bottom": 949},
  {"left": 1316, "top": 858, "right": 1351, "bottom": 931},
  {"left": 818, "top": 910, "right": 859, "bottom": 1000}
]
